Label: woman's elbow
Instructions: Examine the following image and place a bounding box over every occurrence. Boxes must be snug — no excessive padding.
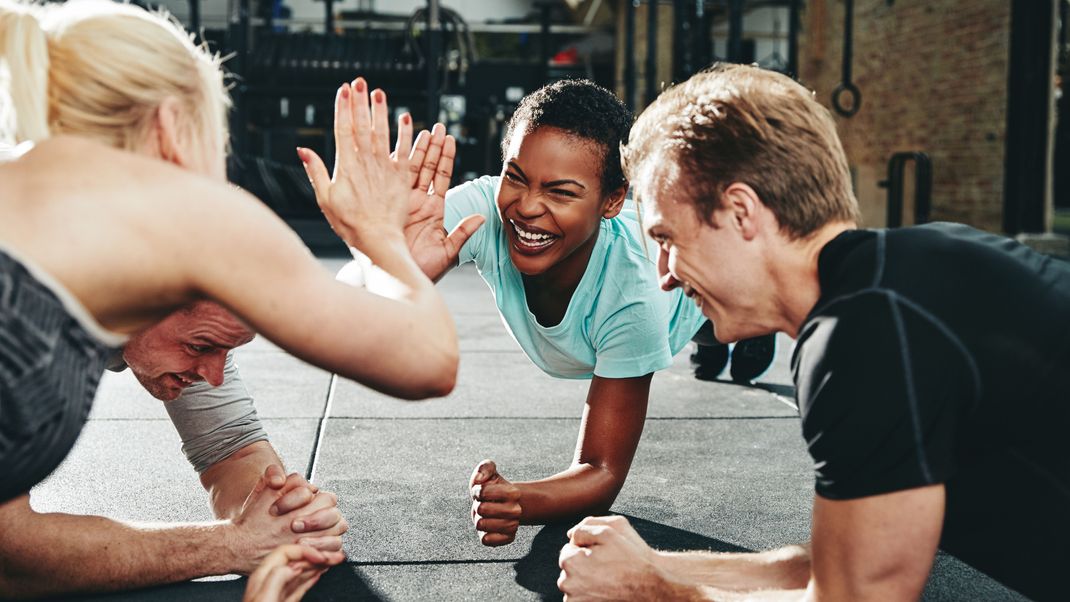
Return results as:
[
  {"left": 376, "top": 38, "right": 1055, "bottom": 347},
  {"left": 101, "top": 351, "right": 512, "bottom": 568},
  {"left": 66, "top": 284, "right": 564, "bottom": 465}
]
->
[
  {"left": 591, "top": 485, "right": 624, "bottom": 515},
  {"left": 396, "top": 348, "right": 458, "bottom": 400},
  {"left": 421, "top": 363, "right": 457, "bottom": 399},
  {"left": 582, "top": 467, "right": 628, "bottom": 515}
]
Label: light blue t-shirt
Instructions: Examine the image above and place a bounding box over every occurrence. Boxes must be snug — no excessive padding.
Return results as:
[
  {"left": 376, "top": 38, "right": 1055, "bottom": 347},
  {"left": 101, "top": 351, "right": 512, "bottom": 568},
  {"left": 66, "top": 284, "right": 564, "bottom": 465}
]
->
[{"left": 444, "top": 175, "right": 707, "bottom": 380}]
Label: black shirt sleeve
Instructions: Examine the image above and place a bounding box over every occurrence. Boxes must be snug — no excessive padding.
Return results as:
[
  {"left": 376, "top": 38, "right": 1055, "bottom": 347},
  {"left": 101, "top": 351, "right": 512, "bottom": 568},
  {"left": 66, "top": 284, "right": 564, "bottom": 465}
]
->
[{"left": 794, "top": 290, "right": 973, "bottom": 500}]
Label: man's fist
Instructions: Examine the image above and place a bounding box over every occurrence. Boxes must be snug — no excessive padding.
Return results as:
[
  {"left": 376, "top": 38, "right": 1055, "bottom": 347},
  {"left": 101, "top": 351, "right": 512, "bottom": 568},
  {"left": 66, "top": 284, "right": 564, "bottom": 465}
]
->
[
  {"left": 469, "top": 459, "right": 522, "bottom": 546},
  {"left": 558, "top": 516, "right": 666, "bottom": 601}
]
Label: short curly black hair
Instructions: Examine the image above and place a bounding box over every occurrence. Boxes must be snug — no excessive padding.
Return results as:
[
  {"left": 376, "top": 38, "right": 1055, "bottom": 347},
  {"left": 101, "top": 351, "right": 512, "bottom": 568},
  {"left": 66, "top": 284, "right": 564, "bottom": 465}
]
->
[{"left": 501, "top": 79, "right": 632, "bottom": 195}]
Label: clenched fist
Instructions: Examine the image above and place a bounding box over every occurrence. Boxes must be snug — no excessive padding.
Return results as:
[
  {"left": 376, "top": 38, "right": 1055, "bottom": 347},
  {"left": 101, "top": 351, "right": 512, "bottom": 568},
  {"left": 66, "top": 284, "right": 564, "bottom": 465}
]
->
[{"left": 469, "top": 460, "right": 522, "bottom": 546}]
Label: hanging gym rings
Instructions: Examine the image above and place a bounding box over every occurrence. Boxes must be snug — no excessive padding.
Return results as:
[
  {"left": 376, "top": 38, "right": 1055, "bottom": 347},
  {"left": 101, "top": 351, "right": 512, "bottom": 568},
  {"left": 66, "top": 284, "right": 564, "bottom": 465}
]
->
[{"left": 832, "top": 0, "right": 862, "bottom": 117}]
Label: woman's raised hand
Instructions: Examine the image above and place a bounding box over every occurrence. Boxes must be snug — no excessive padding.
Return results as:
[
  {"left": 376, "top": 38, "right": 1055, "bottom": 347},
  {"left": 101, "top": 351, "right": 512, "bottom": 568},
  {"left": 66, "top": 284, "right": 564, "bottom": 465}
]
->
[{"left": 298, "top": 78, "right": 416, "bottom": 254}]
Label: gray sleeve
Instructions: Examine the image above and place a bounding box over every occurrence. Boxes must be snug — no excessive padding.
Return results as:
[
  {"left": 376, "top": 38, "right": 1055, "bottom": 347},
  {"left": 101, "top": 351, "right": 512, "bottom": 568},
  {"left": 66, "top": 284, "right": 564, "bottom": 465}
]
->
[{"left": 164, "top": 352, "right": 270, "bottom": 474}]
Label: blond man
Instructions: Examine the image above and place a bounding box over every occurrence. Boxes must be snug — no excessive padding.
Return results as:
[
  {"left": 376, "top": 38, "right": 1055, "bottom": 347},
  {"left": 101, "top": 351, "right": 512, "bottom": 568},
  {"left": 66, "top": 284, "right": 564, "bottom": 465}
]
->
[{"left": 557, "top": 64, "right": 1069, "bottom": 602}]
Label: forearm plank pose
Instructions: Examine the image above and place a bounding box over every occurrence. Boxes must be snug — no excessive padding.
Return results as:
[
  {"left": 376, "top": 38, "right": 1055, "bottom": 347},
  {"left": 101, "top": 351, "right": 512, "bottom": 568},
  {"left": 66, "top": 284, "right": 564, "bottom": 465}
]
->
[{"left": 385, "top": 81, "right": 710, "bottom": 544}]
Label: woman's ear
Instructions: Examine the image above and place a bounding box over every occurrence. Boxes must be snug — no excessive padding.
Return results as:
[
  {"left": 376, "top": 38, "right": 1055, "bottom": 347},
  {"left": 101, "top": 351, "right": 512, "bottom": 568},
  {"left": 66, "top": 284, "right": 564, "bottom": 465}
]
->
[
  {"left": 152, "top": 97, "right": 188, "bottom": 168},
  {"left": 601, "top": 185, "right": 629, "bottom": 219}
]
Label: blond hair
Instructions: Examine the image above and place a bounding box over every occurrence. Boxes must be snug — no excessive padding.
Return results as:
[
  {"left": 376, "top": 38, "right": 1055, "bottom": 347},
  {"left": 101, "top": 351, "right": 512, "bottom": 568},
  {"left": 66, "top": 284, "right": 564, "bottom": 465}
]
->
[
  {"left": 623, "top": 63, "right": 859, "bottom": 239},
  {"left": 0, "top": 0, "right": 229, "bottom": 155}
]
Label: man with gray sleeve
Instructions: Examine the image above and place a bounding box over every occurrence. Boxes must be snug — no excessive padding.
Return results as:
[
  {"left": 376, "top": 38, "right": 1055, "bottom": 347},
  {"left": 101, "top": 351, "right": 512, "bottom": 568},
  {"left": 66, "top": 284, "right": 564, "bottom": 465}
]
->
[{"left": 0, "top": 301, "right": 348, "bottom": 598}]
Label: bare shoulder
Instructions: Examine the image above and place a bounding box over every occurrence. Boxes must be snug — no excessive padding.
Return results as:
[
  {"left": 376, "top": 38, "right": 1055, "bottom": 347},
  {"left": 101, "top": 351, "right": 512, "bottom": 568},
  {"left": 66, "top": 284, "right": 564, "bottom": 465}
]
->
[
  {"left": 0, "top": 136, "right": 315, "bottom": 333},
  {"left": 8, "top": 136, "right": 292, "bottom": 251}
]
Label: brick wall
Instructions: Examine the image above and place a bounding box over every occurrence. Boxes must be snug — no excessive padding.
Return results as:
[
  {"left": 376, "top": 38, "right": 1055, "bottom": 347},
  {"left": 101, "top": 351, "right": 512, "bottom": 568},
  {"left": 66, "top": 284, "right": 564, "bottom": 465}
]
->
[{"left": 798, "top": 0, "right": 1011, "bottom": 231}]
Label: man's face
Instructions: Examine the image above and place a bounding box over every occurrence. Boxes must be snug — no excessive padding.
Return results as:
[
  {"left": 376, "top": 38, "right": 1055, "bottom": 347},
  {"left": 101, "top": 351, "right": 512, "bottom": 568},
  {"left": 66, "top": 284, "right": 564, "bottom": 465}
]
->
[
  {"left": 640, "top": 166, "right": 769, "bottom": 344},
  {"left": 122, "top": 302, "right": 255, "bottom": 401}
]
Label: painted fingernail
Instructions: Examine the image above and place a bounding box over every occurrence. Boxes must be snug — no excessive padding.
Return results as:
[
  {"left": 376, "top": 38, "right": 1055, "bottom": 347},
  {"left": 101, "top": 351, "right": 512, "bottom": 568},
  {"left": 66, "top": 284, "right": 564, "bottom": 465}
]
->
[
  {"left": 373, "top": 89, "right": 384, "bottom": 103},
  {"left": 401, "top": 113, "right": 411, "bottom": 125},
  {"left": 341, "top": 83, "right": 350, "bottom": 98},
  {"left": 294, "top": 520, "right": 306, "bottom": 531},
  {"left": 354, "top": 78, "right": 365, "bottom": 93}
]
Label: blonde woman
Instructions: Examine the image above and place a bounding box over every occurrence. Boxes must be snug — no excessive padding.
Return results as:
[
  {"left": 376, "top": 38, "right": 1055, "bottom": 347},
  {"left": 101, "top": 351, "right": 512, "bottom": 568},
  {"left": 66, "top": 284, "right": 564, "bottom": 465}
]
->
[{"left": 0, "top": 0, "right": 477, "bottom": 595}]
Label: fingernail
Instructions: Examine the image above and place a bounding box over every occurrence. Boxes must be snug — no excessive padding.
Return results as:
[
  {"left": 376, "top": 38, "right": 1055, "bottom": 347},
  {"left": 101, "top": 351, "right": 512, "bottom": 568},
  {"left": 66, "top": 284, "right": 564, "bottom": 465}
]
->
[
  {"left": 354, "top": 78, "right": 365, "bottom": 93},
  {"left": 341, "top": 83, "right": 350, "bottom": 98},
  {"left": 401, "top": 113, "right": 411, "bottom": 125},
  {"left": 294, "top": 520, "right": 306, "bottom": 531},
  {"left": 373, "top": 90, "right": 384, "bottom": 103},
  {"left": 269, "top": 505, "right": 279, "bottom": 516}
]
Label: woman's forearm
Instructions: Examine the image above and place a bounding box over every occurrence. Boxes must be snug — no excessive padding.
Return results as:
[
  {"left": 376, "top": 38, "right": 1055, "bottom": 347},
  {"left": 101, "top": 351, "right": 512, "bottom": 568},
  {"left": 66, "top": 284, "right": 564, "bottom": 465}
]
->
[{"left": 514, "top": 463, "right": 627, "bottom": 524}]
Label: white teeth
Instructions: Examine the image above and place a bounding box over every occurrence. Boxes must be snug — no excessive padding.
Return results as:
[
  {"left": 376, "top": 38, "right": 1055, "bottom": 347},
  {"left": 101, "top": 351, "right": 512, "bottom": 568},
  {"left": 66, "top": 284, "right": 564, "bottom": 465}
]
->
[{"left": 512, "top": 222, "right": 556, "bottom": 248}]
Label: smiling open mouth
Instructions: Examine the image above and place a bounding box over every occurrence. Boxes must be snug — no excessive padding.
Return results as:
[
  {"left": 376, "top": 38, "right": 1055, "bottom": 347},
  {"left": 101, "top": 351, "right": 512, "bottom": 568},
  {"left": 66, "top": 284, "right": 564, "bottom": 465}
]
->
[
  {"left": 683, "top": 285, "right": 704, "bottom": 309},
  {"left": 510, "top": 220, "right": 559, "bottom": 253},
  {"left": 171, "top": 373, "right": 197, "bottom": 386}
]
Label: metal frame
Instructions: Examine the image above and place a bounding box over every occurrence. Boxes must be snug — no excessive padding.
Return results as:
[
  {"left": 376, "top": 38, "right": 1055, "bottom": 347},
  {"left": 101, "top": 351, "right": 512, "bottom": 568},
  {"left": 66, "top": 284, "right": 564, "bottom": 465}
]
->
[
  {"left": 1003, "top": 0, "right": 1057, "bottom": 234},
  {"left": 882, "top": 152, "right": 933, "bottom": 228},
  {"left": 646, "top": 0, "right": 658, "bottom": 104},
  {"left": 426, "top": 0, "right": 440, "bottom": 123}
]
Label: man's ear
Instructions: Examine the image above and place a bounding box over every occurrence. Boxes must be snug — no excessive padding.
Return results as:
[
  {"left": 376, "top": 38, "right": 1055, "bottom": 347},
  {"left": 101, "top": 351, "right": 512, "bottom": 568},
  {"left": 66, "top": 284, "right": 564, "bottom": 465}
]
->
[
  {"left": 722, "top": 182, "right": 763, "bottom": 241},
  {"left": 153, "top": 97, "right": 189, "bottom": 168},
  {"left": 601, "top": 185, "right": 629, "bottom": 219}
]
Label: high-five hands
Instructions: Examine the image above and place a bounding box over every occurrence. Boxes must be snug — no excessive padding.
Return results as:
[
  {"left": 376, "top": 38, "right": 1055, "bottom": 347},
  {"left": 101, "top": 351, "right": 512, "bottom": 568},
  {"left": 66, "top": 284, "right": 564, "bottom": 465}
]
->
[
  {"left": 469, "top": 459, "right": 523, "bottom": 547},
  {"left": 298, "top": 77, "right": 483, "bottom": 276}
]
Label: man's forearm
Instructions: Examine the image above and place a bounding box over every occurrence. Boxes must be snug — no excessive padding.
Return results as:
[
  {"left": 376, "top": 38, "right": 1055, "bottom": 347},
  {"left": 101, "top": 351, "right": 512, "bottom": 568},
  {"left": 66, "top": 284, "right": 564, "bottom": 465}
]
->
[
  {"left": 668, "top": 582, "right": 809, "bottom": 602},
  {"left": 657, "top": 545, "right": 812, "bottom": 593},
  {"left": 0, "top": 511, "right": 240, "bottom": 598},
  {"left": 200, "top": 441, "right": 283, "bottom": 520}
]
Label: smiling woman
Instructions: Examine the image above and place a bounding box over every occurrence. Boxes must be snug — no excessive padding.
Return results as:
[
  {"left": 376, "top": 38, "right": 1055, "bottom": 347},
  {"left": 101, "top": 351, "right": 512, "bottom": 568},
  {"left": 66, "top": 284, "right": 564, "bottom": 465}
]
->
[{"left": 394, "top": 79, "right": 709, "bottom": 546}]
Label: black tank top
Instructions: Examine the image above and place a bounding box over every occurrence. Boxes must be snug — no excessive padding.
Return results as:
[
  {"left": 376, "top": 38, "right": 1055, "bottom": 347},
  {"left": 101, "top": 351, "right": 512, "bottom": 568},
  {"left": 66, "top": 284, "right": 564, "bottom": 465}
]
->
[{"left": 0, "top": 247, "right": 122, "bottom": 502}]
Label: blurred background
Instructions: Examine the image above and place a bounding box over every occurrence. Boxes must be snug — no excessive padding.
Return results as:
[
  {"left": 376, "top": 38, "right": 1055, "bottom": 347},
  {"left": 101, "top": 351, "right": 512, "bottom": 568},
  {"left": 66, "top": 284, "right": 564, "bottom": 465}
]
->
[{"left": 143, "top": 0, "right": 1068, "bottom": 256}]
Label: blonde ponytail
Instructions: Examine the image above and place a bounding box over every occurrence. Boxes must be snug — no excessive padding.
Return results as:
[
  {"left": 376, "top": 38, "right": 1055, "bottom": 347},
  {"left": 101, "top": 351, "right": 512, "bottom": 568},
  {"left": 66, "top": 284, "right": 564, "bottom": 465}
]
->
[
  {"left": 1, "top": 0, "right": 230, "bottom": 157},
  {"left": 0, "top": 0, "right": 50, "bottom": 143}
]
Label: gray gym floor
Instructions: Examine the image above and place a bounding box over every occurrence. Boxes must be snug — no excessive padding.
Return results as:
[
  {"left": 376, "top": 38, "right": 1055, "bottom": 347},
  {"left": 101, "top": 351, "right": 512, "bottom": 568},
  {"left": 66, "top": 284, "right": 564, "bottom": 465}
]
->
[{"left": 28, "top": 260, "right": 1028, "bottom": 601}]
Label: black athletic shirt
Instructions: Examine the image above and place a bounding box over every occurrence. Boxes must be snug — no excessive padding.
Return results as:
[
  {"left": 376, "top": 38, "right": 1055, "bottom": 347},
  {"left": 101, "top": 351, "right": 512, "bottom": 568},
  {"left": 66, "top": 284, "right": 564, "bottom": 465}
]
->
[{"left": 793, "top": 222, "right": 1070, "bottom": 501}]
